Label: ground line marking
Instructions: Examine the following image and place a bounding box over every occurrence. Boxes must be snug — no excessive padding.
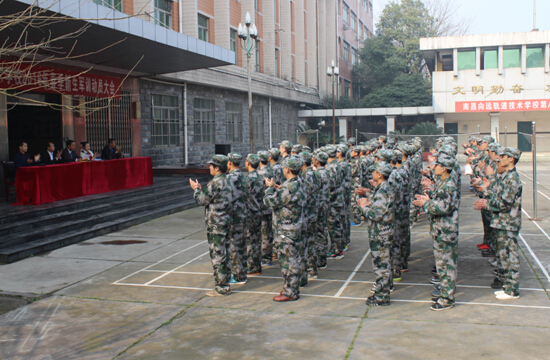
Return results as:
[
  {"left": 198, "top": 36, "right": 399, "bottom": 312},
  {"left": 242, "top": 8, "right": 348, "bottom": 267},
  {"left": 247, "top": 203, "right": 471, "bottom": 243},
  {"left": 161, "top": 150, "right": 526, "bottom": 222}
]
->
[
  {"left": 143, "top": 252, "right": 209, "bottom": 286},
  {"left": 521, "top": 208, "right": 550, "bottom": 241},
  {"left": 335, "top": 249, "right": 371, "bottom": 298},
  {"left": 519, "top": 234, "right": 550, "bottom": 283}
]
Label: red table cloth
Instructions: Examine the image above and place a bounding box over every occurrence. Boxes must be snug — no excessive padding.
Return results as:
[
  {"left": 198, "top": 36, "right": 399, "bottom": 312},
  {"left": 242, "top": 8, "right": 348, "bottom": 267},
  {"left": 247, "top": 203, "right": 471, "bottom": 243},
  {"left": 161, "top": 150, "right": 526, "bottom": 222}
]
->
[{"left": 14, "top": 157, "right": 154, "bottom": 205}]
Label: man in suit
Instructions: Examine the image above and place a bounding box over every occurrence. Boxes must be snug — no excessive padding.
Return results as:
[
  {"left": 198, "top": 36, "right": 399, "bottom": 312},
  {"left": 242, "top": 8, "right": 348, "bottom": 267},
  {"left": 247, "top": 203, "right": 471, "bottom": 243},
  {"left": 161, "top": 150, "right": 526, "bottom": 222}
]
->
[
  {"left": 101, "top": 138, "right": 123, "bottom": 160},
  {"left": 61, "top": 140, "right": 81, "bottom": 163},
  {"left": 13, "top": 141, "right": 40, "bottom": 173},
  {"left": 42, "top": 142, "right": 62, "bottom": 165}
]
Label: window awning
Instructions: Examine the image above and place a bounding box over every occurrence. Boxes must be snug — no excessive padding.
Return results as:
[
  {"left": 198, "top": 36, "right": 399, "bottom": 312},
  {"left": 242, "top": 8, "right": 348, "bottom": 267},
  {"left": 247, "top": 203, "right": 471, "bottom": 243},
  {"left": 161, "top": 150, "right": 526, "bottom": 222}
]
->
[{"left": 3, "top": 0, "right": 235, "bottom": 75}]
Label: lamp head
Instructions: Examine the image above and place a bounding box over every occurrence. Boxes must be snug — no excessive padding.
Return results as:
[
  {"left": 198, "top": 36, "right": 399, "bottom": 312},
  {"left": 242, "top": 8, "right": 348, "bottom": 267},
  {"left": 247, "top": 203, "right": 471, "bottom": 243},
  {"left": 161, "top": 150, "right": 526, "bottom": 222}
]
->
[
  {"left": 245, "top": 12, "right": 251, "bottom": 26},
  {"left": 334, "top": 66, "right": 339, "bottom": 76},
  {"left": 326, "top": 67, "right": 332, "bottom": 76},
  {"left": 331, "top": 60, "right": 335, "bottom": 68}
]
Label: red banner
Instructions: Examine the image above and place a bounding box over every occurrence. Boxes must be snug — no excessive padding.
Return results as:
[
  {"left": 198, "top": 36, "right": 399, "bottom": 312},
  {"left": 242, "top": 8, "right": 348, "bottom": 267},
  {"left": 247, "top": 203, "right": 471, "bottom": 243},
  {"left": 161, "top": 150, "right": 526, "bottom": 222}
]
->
[
  {"left": 455, "top": 99, "right": 550, "bottom": 113},
  {"left": 0, "top": 62, "right": 122, "bottom": 98}
]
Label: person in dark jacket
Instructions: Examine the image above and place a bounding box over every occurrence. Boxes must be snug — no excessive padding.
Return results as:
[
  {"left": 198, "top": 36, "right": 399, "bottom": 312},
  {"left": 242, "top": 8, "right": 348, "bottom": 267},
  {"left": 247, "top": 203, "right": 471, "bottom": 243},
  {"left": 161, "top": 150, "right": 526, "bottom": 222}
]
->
[
  {"left": 101, "top": 139, "right": 123, "bottom": 160},
  {"left": 61, "top": 140, "right": 81, "bottom": 163},
  {"left": 41, "top": 142, "right": 62, "bottom": 165},
  {"left": 13, "top": 141, "right": 40, "bottom": 172}
]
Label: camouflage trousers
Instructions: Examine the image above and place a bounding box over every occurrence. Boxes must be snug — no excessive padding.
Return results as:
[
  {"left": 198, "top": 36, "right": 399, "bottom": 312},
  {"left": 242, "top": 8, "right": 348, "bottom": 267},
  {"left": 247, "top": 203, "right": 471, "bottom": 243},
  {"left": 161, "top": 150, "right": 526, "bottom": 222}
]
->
[
  {"left": 370, "top": 235, "right": 392, "bottom": 301},
  {"left": 229, "top": 223, "right": 247, "bottom": 282},
  {"left": 481, "top": 209, "right": 495, "bottom": 249},
  {"left": 344, "top": 197, "right": 351, "bottom": 245},
  {"left": 305, "top": 216, "right": 318, "bottom": 276},
  {"left": 433, "top": 233, "right": 458, "bottom": 306},
  {"left": 328, "top": 206, "right": 346, "bottom": 254},
  {"left": 299, "top": 230, "right": 309, "bottom": 286},
  {"left": 274, "top": 234, "right": 303, "bottom": 298},
  {"left": 207, "top": 230, "right": 231, "bottom": 294},
  {"left": 246, "top": 216, "right": 262, "bottom": 273},
  {"left": 316, "top": 209, "right": 329, "bottom": 267},
  {"left": 260, "top": 213, "right": 274, "bottom": 263},
  {"left": 495, "top": 229, "right": 520, "bottom": 295},
  {"left": 394, "top": 207, "right": 411, "bottom": 268}
]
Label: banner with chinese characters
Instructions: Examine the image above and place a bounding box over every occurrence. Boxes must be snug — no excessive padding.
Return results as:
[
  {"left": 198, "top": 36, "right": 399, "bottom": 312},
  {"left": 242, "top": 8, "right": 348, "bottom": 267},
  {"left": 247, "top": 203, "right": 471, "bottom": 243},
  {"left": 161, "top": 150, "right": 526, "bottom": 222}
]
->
[
  {"left": 0, "top": 62, "right": 122, "bottom": 98},
  {"left": 455, "top": 99, "right": 550, "bottom": 113}
]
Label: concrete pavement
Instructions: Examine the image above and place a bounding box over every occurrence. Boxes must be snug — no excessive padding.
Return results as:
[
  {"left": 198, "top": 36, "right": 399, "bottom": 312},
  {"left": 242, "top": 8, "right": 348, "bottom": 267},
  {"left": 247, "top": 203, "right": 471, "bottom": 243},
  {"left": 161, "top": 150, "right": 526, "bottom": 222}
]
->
[{"left": 0, "top": 171, "right": 549, "bottom": 359}]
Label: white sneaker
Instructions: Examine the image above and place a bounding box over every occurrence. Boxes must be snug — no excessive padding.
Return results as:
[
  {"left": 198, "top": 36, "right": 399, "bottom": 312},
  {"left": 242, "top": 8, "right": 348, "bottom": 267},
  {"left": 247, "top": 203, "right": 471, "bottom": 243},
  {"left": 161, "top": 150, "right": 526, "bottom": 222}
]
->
[
  {"left": 493, "top": 290, "right": 504, "bottom": 295},
  {"left": 495, "top": 292, "right": 520, "bottom": 300},
  {"left": 488, "top": 258, "right": 499, "bottom": 267}
]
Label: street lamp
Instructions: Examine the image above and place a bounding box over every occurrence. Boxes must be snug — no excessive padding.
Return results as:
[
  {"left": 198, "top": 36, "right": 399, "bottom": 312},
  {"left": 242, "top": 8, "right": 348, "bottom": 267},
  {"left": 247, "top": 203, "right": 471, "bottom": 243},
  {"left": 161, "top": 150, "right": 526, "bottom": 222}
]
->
[
  {"left": 238, "top": 12, "right": 259, "bottom": 152},
  {"left": 326, "top": 60, "right": 339, "bottom": 144}
]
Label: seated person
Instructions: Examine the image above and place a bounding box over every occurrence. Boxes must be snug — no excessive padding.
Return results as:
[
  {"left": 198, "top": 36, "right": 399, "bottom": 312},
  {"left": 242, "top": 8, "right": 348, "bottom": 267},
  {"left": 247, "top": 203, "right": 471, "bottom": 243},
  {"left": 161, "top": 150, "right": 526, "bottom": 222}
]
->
[
  {"left": 61, "top": 140, "right": 83, "bottom": 163},
  {"left": 80, "top": 142, "right": 97, "bottom": 161},
  {"left": 41, "top": 142, "right": 62, "bottom": 165},
  {"left": 13, "top": 141, "right": 40, "bottom": 172},
  {"left": 101, "top": 139, "right": 123, "bottom": 160}
]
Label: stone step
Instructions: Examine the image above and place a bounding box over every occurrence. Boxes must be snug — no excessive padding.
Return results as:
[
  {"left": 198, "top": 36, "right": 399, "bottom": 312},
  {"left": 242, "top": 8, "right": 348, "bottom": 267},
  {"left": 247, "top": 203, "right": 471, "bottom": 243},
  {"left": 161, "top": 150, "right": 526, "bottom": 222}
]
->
[{"left": 0, "top": 199, "right": 198, "bottom": 263}]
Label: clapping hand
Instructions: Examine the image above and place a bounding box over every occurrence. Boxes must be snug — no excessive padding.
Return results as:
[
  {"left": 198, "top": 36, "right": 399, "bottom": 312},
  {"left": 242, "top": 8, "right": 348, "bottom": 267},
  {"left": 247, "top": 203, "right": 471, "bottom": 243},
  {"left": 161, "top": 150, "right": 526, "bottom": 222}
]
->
[
  {"left": 55, "top": 150, "right": 62, "bottom": 160},
  {"left": 412, "top": 194, "right": 429, "bottom": 207},
  {"left": 265, "top": 178, "right": 280, "bottom": 190},
  {"left": 355, "top": 187, "right": 370, "bottom": 196},
  {"left": 473, "top": 199, "right": 487, "bottom": 210},
  {"left": 33, "top": 154, "right": 41, "bottom": 162},
  {"left": 357, "top": 198, "right": 371, "bottom": 208},
  {"left": 189, "top": 178, "right": 201, "bottom": 191},
  {"left": 485, "top": 166, "right": 495, "bottom": 176}
]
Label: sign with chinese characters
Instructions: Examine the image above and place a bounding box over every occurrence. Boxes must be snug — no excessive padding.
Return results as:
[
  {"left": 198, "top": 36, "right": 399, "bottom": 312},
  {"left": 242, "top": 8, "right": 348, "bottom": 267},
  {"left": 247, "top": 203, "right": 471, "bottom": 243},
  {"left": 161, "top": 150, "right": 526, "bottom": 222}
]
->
[
  {"left": 0, "top": 62, "right": 122, "bottom": 98},
  {"left": 455, "top": 99, "right": 550, "bottom": 113}
]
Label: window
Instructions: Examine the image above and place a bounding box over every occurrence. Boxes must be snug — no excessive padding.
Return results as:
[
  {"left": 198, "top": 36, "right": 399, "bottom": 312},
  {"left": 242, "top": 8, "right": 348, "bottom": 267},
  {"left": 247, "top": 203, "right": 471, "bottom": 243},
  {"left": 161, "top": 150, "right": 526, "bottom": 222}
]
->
[
  {"left": 363, "top": 26, "right": 368, "bottom": 40},
  {"left": 255, "top": 47, "right": 260, "bottom": 72},
  {"left": 193, "top": 98, "right": 215, "bottom": 144},
  {"left": 483, "top": 49, "right": 498, "bottom": 69},
  {"left": 344, "top": 80, "right": 351, "bottom": 97},
  {"left": 230, "top": 29, "right": 237, "bottom": 64},
  {"left": 527, "top": 47, "right": 544, "bottom": 68},
  {"left": 272, "top": 106, "right": 282, "bottom": 143},
  {"left": 275, "top": 48, "right": 279, "bottom": 77},
  {"left": 343, "top": 3, "right": 349, "bottom": 24},
  {"left": 93, "top": 0, "right": 122, "bottom": 12},
  {"left": 225, "top": 102, "right": 242, "bottom": 143},
  {"left": 274, "top": 0, "right": 277, "bottom": 21},
  {"left": 362, "top": 0, "right": 367, "bottom": 11},
  {"left": 358, "top": 21, "right": 363, "bottom": 39},
  {"left": 152, "top": 94, "right": 179, "bottom": 147},
  {"left": 254, "top": 0, "right": 258, "bottom": 11},
  {"left": 351, "top": 12, "right": 356, "bottom": 31},
  {"left": 343, "top": 42, "right": 350, "bottom": 62},
  {"left": 198, "top": 14, "right": 208, "bottom": 42},
  {"left": 154, "top": 0, "right": 171, "bottom": 28},
  {"left": 503, "top": 48, "right": 520, "bottom": 68},
  {"left": 291, "top": 55, "right": 295, "bottom": 81},
  {"left": 457, "top": 50, "right": 475, "bottom": 70},
  {"left": 253, "top": 105, "right": 264, "bottom": 141},
  {"left": 351, "top": 48, "right": 357, "bottom": 65}
]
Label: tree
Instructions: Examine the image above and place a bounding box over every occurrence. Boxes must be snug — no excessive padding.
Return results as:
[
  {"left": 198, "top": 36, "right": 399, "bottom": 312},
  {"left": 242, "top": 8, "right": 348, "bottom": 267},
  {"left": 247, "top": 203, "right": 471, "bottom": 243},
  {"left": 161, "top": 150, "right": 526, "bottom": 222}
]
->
[
  {"left": 320, "top": 95, "right": 359, "bottom": 109},
  {"left": 423, "top": 0, "right": 473, "bottom": 37},
  {"left": 408, "top": 121, "right": 443, "bottom": 150},
  {"left": 359, "top": 73, "right": 432, "bottom": 108}
]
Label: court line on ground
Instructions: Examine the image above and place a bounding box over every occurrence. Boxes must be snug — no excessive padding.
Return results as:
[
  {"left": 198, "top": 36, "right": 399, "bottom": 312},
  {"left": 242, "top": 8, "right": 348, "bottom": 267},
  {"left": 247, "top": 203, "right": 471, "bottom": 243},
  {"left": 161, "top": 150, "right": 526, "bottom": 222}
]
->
[
  {"left": 144, "top": 252, "right": 209, "bottom": 285},
  {"left": 112, "top": 283, "right": 550, "bottom": 309},
  {"left": 521, "top": 208, "right": 550, "bottom": 241},
  {"left": 112, "top": 240, "right": 207, "bottom": 284},
  {"left": 519, "top": 234, "right": 550, "bottom": 283},
  {"left": 538, "top": 191, "right": 550, "bottom": 202},
  {"left": 335, "top": 249, "right": 371, "bottom": 297}
]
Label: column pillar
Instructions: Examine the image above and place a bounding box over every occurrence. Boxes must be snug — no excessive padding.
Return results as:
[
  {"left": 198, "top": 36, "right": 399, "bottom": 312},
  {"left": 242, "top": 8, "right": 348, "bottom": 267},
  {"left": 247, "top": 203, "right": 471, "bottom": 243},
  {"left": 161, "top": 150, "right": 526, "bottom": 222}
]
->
[
  {"left": 214, "top": 0, "right": 230, "bottom": 49},
  {"left": 62, "top": 95, "right": 74, "bottom": 141},
  {"left": 338, "top": 117, "right": 347, "bottom": 141},
  {"left": 181, "top": 0, "right": 198, "bottom": 37},
  {"left": 0, "top": 93, "right": 7, "bottom": 196},
  {"left": 489, "top": 112, "right": 500, "bottom": 143},
  {"left": 435, "top": 113, "right": 445, "bottom": 130},
  {"left": 386, "top": 115, "right": 395, "bottom": 134},
  {"left": 280, "top": 0, "right": 292, "bottom": 81}
]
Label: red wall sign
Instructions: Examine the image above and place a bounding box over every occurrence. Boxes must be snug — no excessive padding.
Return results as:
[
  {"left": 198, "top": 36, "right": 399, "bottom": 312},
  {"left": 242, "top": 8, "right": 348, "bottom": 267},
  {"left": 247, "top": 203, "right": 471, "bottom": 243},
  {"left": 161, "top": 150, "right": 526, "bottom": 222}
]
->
[
  {"left": 0, "top": 62, "right": 122, "bottom": 98},
  {"left": 455, "top": 99, "right": 550, "bottom": 113}
]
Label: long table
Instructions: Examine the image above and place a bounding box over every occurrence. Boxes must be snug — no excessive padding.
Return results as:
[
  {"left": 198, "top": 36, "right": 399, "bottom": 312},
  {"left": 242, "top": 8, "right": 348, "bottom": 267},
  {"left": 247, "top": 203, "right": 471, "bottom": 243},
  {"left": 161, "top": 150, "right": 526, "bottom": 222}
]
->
[{"left": 14, "top": 157, "right": 154, "bottom": 205}]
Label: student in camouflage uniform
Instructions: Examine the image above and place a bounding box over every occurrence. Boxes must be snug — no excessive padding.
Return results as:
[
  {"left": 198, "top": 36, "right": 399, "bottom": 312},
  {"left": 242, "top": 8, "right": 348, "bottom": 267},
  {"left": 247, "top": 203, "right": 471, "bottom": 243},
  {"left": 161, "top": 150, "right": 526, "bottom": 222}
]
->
[
  {"left": 279, "top": 140, "right": 292, "bottom": 161},
  {"left": 245, "top": 154, "right": 264, "bottom": 275},
  {"left": 474, "top": 147, "right": 523, "bottom": 300},
  {"left": 190, "top": 155, "right": 232, "bottom": 296},
  {"left": 291, "top": 144, "right": 303, "bottom": 155},
  {"left": 413, "top": 155, "right": 460, "bottom": 310},
  {"left": 349, "top": 146, "right": 364, "bottom": 225},
  {"left": 337, "top": 144, "right": 352, "bottom": 248},
  {"left": 264, "top": 156, "right": 306, "bottom": 301},
  {"left": 300, "top": 151, "right": 320, "bottom": 279},
  {"left": 258, "top": 151, "right": 274, "bottom": 267},
  {"left": 386, "top": 150, "right": 406, "bottom": 281},
  {"left": 394, "top": 145, "right": 412, "bottom": 272},
  {"left": 326, "top": 146, "right": 346, "bottom": 259},
  {"left": 313, "top": 151, "right": 330, "bottom": 269},
  {"left": 226, "top": 153, "right": 248, "bottom": 284},
  {"left": 358, "top": 161, "right": 395, "bottom": 306},
  {"left": 268, "top": 148, "right": 284, "bottom": 185}
]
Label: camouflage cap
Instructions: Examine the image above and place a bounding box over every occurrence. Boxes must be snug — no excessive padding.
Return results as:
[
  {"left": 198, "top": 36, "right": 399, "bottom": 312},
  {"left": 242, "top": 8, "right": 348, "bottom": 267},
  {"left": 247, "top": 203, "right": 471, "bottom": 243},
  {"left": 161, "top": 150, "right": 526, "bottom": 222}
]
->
[
  {"left": 372, "top": 161, "right": 393, "bottom": 178},
  {"left": 325, "top": 146, "right": 337, "bottom": 158},
  {"left": 387, "top": 137, "right": 396, "bottom": 145},
  {"left": 500, "top": 147, "right": 522, "bottom": 160},
  {"left": 378, "top": 135, "right": 387, "bottom": 142},
  {"left": 257, "top": 150, "right": 270, "bottom": 162},
  {"left": 246, "top": 154, "right": 261, "bottom": 167},
  {"left": 347, "top": 137, "right": 356, "bottom": 145},
  {"left": 337, "top": 144, "right": 348, "bottom": 155},
  {"left": 227, "top": 152, "right": 243, "bottom": 166},
  {"left": 436, "top": 145, "right": 456, "bottom": 157},
  {"left": 206, "top": 154, "right": 228, "bottom": 168},
  {"left": 314, "top": 151, "right": 329, "bottom": 163},
  {"left": 487, "top": 143, "right": 500, "bottom": 153},
  {"left": 350, "top": 146, "right": 361, "bottom": 153},
  {"left": 303, "top": 145, "right": 312, "bottom": 152},
  {"left": 268, "top": 148, "right": 281, "bottom": 160},
  {"left": 375, "top": 149, "right": 393, "bottom": 162},
  {"left": 282, "top": 155, "right": 304, "bottom": 171},
  {"left": 300, "top": 151, "right": 312, "bottom": 164},
  {"left": 279, "top": 140, "right": 293, "bottom": 152},
  {"left": 391, "top": 150, "right": 402, "bottom": 163},
  {"left": 434, "top": 154, "right": 456, "bottom": 170},
  {"left": 291, "top": 144, "right": 303, "bottom": 153},
  {"left": 469, "top": 136, "right": 478, "bottom": 141},
  {"left": 481, "top": 135, "right": 496, "bottom": 143}
]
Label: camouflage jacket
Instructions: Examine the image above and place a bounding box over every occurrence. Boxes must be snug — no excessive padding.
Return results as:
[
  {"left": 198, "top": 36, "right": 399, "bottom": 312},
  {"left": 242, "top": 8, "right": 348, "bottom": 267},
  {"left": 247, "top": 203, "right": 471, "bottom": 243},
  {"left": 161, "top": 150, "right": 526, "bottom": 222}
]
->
[
  {"left": 396, "top": 166, "right": 410, "bottom": 211},
  {"left": 423, "top": 176, "right": 459, "bottom": 238},
  {"left": 301, "top": 167, "right": 319, "bottom": 221},
  {"left": 315, "top": 166, "right": 330, "bottom": 212},
  {"left": 271, "top": 163, "right": 284, "bottom": 185},
  {"left": 258, "top": 165, "right": 273, "bottom": 214},
  {"left": 403, "top": 159, "right": 416, "bottom": 194},
  {"left": 193, "top": 173, "right": 232, "bottom": 234},
  {"left": 388, "top": 167, "right": 406, "bottom": 215},
  {"left": 247, "top": 170, "right": 265, "bottom": 214},
  {"left": 361, "top": 155, "right": 375, "bottom": 188},
  {"left": 350, "top": 157, "right": 363, "bottom": 190},
  {"left": 361, "top": 180, "right": 395, "bottom": 238},
  {"left": 263, "top": 176, "right": 305, "bottom": 241},
  {"left": 486, "top": 168, "right": 522, "bottom": 231},
  {"left": 226, "top": 169, "right": 248, "bottom": 224},
  {"left": 339, "top": 159, "right": 352, "bottom": 200},
  {"left": 326, "top": 159, "right": 345, "bottom": 206}
]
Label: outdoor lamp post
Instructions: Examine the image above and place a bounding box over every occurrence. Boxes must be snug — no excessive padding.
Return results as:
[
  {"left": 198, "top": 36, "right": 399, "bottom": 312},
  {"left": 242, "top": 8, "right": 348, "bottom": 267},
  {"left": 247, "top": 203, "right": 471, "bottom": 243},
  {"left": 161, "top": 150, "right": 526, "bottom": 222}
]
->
[
  {"left": 238, "top": 12, "right": 259, "bottom": 152},
  {"left": 326, "top": 60, "right": 339, "bottom": 144}
]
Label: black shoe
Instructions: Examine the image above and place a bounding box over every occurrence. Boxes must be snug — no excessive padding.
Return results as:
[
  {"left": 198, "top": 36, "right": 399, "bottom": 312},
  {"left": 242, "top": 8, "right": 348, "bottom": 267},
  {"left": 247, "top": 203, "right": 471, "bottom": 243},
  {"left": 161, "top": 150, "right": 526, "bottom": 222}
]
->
[
  {"left": 430, "top": 302, "right": 454, "bottom": 311},
  {"left": 482, "top": 250, "right": 496, "bottom": 258},
  {"left": 490, "top": 278, "right": 504, "bottom": 289},
  {"left": 318, "top": 263, "right": 327, "bottom": 270},
  {"left": 432, "top": 297, "right": 439, "bottom": 302},
  {"left": 366, "top": 296, "right": 390, "bottom": 306},
  {"left": 493, "top": 269, "right": 503, "bottom": 275}
]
